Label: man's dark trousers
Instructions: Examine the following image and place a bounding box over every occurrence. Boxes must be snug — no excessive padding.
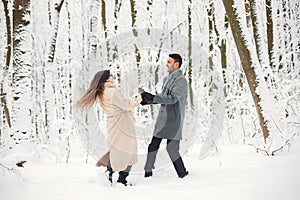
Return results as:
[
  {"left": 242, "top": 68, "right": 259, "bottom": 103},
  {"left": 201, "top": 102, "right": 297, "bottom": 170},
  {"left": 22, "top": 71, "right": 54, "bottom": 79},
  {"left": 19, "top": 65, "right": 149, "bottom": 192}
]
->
[{"left": 144, "top": 136, "right": 187, "bottom": 178}]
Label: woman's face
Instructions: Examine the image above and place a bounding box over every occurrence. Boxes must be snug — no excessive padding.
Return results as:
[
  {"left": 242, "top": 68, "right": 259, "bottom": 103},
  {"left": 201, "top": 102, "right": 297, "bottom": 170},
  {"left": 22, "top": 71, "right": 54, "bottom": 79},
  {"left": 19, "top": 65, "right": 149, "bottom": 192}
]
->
[{"left": 106, "top": 75, "right": 114, "bottom": 83}]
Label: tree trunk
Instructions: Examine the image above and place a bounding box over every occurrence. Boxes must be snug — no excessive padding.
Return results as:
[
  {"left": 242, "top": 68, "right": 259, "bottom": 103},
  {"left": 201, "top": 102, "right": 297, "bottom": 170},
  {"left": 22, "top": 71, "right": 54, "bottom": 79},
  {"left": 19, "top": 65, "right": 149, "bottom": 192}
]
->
[
  {"left": 249, "top": 0, "right": 263, "bottom": 64},
  {"left": 89, "top": 0, "right": 100, "bottom": 57},
  {"left": 207, "top": 1, "right": 220, "bottom": 97},
  {"left": 48, "top": 0, "right": 64, "bottom": 62},
  {"left": 113, "top": 0, "right": 122, "bottom": 33},
  {"left": 188, "top": 0, "right": 194, "bottom": 108},
  {"left": 112, "top": 0, "right": 122, "bottom": 61},
  {"left": 221, "top": 15, "right": 228, "bottom": 97},
  {"left": 101, "top": 0, "right": 107, "bottom": 39},
  {"left": 48, "top": 1, "right": 52, "bottom": 26},
  {"left": 12, "top": 0, "right": 33, "bottom": 143},
  {"left": 101, "top": 0, "right": 112, "bottom": 64},
  {"left": 130, "top": 0, "right": 137, "bottom": 37},
  {"left": 65, "top": 0, "right": 72, "bottom": 163},
  {"left": 45, "top": 0, "right": 64, "bottom": 137},
  {"left": 207, "top": 0, "right": 214, "bottom": 94},
  {"left": 1, "top": 0, "right": 12, "bottom": 128},
  {"left": 146, "top": 0, "right": 153, "bottom": 34},
  {"left": 266, "top": 0, "right": 274, "bottom": 67},
  {"left": 245, "top": 0, "right": 251, "bottom": 27},
  {"left": 130, "top": 0, "right": 141, "bottom": 74},
  {"left": 222, "top": 0, "right": 269, "bottom": 140},
  {"left": 66, "top": 1, "right": 72, "bottom": 116}
]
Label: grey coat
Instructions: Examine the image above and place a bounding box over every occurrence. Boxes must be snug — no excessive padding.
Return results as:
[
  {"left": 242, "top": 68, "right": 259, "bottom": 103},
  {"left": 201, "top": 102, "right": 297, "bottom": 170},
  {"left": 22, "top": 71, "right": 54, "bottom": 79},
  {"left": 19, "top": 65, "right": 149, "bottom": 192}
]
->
[{"left": 152, "top": 69, "right": 188, "bottom": 140}]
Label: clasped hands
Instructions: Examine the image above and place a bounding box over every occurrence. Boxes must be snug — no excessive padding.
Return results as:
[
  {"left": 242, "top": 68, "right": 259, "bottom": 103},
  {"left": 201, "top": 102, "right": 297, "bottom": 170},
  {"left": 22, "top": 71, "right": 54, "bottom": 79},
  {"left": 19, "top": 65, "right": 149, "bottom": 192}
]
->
[{"left": 138, "top": 87, "right": 155, "bottom": 105}]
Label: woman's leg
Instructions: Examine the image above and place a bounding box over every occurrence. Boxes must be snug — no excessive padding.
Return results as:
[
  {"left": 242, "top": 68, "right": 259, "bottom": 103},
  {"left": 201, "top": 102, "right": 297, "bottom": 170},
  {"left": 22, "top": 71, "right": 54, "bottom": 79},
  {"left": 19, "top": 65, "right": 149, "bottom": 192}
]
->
[
  {"left": 106, "top": 161, "right": 114, "bottom": 183},
  {"left": 117, "top": 165, "right": 132, "bottom": 185}
]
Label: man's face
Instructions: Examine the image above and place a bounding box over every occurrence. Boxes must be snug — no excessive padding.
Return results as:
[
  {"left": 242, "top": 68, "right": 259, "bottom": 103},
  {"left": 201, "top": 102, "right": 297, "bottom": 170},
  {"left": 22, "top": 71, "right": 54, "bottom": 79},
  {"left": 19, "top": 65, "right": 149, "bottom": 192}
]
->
[{"left": 166, "top": 57, "right": 179, "bottom": 72}]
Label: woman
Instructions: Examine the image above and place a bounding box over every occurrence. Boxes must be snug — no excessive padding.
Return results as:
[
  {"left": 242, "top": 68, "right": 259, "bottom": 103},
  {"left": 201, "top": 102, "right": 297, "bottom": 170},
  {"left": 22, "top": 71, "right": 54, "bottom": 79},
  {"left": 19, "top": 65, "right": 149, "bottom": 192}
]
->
[{"left": 75, "top": 70, "right": 142, "bottom": 186}]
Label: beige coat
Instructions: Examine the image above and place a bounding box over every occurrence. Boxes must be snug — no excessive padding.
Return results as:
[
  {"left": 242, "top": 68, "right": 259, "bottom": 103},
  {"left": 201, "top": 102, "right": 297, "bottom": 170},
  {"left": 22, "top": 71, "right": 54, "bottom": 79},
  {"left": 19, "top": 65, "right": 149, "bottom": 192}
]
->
[{"left": 96, "top": 83, "right": 141, "bottom": 171}]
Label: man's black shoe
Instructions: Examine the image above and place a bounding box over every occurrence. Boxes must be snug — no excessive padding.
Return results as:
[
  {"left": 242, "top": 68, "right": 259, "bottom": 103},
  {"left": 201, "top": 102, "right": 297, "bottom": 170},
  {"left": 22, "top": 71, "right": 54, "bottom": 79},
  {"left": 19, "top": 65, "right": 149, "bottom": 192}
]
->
[
  {"left": 179, "top": 171, "right": 189, "bottom": 178},
  {"left": 144, "top": 171, "right": 153, "bottom": 178}
]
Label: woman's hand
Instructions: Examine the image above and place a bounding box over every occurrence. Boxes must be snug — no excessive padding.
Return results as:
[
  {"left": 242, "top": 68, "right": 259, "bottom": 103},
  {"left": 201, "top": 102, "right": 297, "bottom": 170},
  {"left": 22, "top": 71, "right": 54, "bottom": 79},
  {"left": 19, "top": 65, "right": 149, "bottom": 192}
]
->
[{"left": 134, "top": 94, "right": 142, "bottom": 103}]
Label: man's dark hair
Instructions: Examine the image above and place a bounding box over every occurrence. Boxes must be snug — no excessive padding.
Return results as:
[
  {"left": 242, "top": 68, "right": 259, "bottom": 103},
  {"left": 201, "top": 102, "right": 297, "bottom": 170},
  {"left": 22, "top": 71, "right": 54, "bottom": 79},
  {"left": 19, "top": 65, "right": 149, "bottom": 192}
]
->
[{"left": 169, "top": 53, "right": 182, "bottom": 68}]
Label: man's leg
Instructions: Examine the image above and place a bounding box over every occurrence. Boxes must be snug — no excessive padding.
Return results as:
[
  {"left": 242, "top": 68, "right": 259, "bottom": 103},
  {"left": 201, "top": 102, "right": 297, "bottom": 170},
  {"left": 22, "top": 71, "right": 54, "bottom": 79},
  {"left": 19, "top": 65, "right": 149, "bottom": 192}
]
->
[
  {"left": 144, "top": 137, "right": 163, "bottom": 177},
  {"left": 166, "top": 140, "right": 188, "bottom": 178}
]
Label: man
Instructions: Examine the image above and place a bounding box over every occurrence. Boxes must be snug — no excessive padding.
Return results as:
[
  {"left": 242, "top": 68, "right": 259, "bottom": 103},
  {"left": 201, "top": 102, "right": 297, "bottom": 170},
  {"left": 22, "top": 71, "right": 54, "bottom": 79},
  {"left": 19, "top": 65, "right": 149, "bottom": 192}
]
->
[{"left": 141, "top": 53, "right": 189, "bottom": 178}]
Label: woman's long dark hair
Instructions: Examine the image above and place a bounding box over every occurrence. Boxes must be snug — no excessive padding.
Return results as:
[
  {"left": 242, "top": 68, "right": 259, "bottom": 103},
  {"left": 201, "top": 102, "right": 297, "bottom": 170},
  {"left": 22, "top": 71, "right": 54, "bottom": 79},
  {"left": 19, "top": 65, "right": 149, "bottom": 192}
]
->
[{"left": 75, "top": 70, "right": 110, "bottom": 109}]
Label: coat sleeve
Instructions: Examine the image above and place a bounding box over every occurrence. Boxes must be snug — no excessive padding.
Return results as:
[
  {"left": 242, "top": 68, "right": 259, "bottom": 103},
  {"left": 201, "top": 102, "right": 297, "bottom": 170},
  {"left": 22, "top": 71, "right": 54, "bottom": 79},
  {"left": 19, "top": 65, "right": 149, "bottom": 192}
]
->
[
  {"left": 153, "top": 77, "right": 187, "bottom": 105},
  {"left": 112, "top": 89, "right": 142, "bottom": 111}
]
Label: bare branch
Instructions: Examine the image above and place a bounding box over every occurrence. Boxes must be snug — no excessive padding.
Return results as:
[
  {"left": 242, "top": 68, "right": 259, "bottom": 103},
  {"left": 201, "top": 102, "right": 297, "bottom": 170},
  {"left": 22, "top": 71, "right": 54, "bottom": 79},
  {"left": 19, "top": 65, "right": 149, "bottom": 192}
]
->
[{"left": 0, "top": 162, "right": 24, "bottom": 181}]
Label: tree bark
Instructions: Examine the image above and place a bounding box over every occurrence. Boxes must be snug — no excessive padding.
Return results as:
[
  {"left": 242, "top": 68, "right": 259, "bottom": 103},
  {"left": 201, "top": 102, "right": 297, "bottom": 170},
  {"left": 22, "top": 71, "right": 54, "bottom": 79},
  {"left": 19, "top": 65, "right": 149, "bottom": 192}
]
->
[
  {"left": 45, "top": 0, "right": 64, "bottom": 137},
  {"left": 101, "top": 0, "right": 107, "bottom": 38},
  {"left": 113, "top": 0, "right": 122, "bottom": 33},
  {"left": 1, "top": 0, "right": 12, "bottom": 128},
  {"left": 207, "top": 0, "right": 215, "bottom": 94},
  {"left": 266, "top": 0, "right": 273, "bottom": 67},
  {"left": 12, "top": 0, "right": 33, "bottom": 143},
  {"left": 222, "top": 0, "right": 269, "bottom": 140},
  {"left": 89, "top": 0, "right": 100, "bottom": 57},
  {"left": 221, "top": 16, "right": 228, "bottom": 97},
  {"left": 101, "top": 0, "right": 112, "bottom": 64},
  {"left": 245, "top": 0, "right": 251, "bottom": 28},
  {"left": 249, "top": 0, "right": 263, "bottom": 64},
  {"left": 48, "top": 0, "right": 64, "bottom": 63},
  {"left": 112, "top": 0, "right": 122, "bottom": 61},
  {"left": 130, "top": 0, "right": 141, "bottom": 74},
  {"left": 146, "top": 0, "right": 153, "bottom": 34},
  {"left": 188, "top": 0, "right": 194, "bottom": 108},
  {"left": 130, "top": 0, "right": 137, "bottom": 37},
  {"left": 207, "top": 1, "right": 220, "bottom": 97}
]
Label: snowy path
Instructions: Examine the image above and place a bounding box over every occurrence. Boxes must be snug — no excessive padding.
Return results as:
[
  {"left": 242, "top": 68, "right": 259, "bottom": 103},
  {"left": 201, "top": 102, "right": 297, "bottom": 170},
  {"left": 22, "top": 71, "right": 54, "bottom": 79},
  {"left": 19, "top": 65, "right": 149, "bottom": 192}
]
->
[{"left": 1, "top": 138, "right": 300, "bottom": 200}]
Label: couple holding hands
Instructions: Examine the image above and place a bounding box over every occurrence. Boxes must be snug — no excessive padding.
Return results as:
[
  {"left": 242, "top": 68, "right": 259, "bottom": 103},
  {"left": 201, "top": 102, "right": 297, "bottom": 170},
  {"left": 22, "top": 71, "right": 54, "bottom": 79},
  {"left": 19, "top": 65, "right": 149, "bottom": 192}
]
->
[{"left": 76, "top": 54, "right": 189, "bottom": 186}]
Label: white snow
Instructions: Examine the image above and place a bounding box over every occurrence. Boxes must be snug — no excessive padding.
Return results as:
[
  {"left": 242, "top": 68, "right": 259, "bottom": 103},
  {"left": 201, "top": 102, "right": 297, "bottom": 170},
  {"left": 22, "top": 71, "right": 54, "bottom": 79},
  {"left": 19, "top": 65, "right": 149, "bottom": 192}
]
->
[{"left": 1, "top": 137, "right": 300, "bottom": 200}]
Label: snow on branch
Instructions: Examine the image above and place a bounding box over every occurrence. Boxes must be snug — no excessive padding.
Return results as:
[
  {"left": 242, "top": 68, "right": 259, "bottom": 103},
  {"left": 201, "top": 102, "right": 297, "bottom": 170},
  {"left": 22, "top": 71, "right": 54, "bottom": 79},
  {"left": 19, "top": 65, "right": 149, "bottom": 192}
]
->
[{"left": 0, "top": 162, "right": 24, "bottom": 181}]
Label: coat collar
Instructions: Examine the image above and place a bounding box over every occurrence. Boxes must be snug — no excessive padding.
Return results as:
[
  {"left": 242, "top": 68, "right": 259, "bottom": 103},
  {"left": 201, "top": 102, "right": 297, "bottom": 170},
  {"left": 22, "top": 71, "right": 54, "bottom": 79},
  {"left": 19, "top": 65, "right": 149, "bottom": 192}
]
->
[
  {"left": 168, "top": 69, "right": 182, "bottom": 79},
  {"left": 104, "top": 82, "right": 115, "bottom": 88}
]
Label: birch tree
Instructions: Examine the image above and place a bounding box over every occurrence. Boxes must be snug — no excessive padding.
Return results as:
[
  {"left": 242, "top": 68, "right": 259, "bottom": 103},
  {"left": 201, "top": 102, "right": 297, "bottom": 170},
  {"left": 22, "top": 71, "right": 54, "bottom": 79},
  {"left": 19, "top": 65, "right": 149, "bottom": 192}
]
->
[
  {"left": 0, "top": 0, "right": 298, "bottom": 159},
  {"left": 187, "top": 0, "right": 194, "bottom": 108},
  {"left": 11, "top": 0, "right": 33, "bottom": 144},
  {"left": 130, "top": 0, "right": 141, "bottom": 72},
  {"left": 44, "top": 0, "right": 64, "bottom": 136},
  {"left": 48, "top": 0, "right": 64, "bottom": 62}
]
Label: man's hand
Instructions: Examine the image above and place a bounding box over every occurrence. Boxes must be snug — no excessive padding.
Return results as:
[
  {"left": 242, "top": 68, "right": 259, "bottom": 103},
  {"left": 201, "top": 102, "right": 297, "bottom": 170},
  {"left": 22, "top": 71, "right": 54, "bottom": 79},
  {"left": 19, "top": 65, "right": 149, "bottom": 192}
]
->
[{"left": 140, "top": 91, "right": 155, "bottom": 105}]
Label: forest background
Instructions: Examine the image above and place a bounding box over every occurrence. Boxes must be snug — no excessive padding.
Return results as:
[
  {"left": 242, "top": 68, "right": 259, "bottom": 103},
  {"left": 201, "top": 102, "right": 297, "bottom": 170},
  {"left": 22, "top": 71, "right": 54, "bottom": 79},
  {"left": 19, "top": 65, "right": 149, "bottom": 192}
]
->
[{"left": 0, "top": 0, "right": 299, "bottom": 165}]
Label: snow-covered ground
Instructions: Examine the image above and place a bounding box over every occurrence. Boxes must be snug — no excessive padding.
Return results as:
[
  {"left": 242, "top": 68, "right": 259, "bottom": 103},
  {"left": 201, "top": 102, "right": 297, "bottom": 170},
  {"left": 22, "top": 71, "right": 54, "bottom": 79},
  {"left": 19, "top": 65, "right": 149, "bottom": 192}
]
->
[{"left": 1, "top": 137, "right": 300, "bottom": 200}]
